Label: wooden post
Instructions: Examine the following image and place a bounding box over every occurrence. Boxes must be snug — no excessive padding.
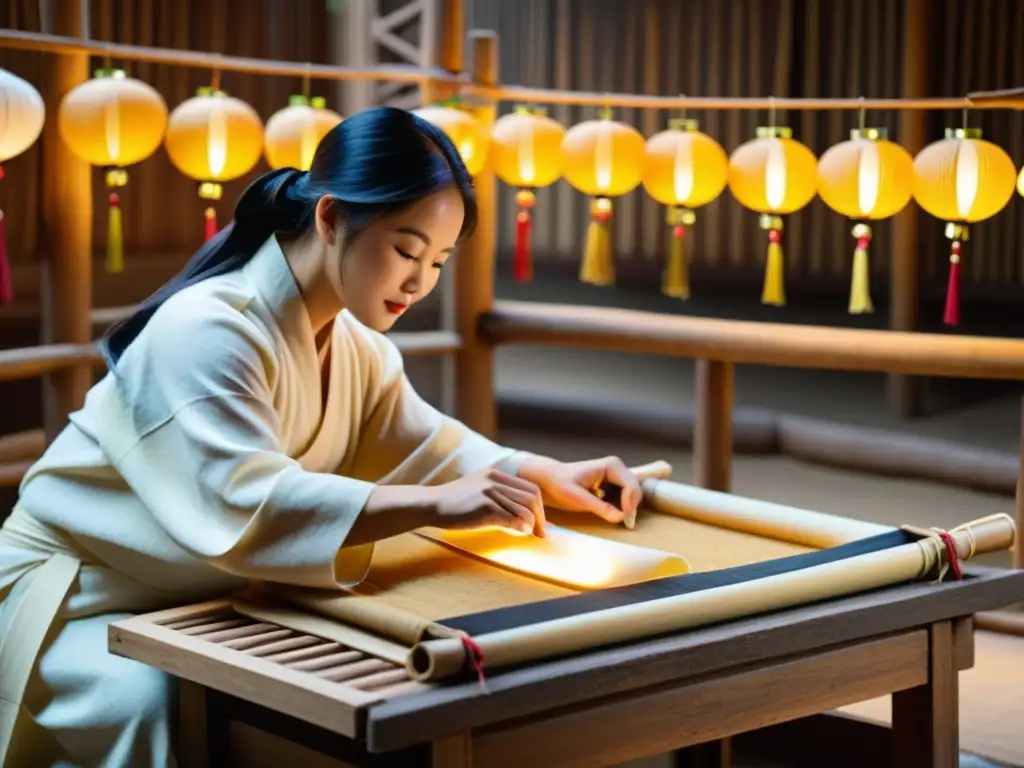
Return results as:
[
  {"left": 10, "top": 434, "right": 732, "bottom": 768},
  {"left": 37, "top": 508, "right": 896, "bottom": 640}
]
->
[
  {"left": 1016, "top": 396, "right": 1024, "bottom": 571},
  {"left": 693, "top": 359, "right": 734, "bottom": 492},
  {"left": 41, "top": 0, "right": 93, "bottom": 439},
  {"left": 454, "top": 30, "right": 499, "bottom": 438},
  {"left": 887, "top": 0, "right": 927, "bottom": 420}
]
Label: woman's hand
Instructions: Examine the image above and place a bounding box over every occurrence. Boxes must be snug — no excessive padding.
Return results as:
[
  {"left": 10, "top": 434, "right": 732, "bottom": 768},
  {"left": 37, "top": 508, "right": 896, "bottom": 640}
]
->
[
  {"left": 517, "top": 455, "right": 642, "bottom": 525},
  {"left": 426, "top": 467, "right": 547, "bottom": 536}
]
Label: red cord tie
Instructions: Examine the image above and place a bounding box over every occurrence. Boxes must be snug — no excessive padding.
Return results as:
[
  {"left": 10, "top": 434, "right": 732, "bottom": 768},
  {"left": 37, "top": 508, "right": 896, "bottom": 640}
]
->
[
  {"left": 461, "top": 635, "right": 488, "bottom": 692},
  {"left": 935, "top": 530, "right": 964, "bottom": 581}
]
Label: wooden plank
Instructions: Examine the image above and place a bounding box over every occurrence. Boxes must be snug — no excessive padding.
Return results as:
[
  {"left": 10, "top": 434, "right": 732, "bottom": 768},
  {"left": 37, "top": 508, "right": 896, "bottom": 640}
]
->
[
  {"left": 892, "top": 621, "right": 959, "bottom": 768},
  {"left": 469, "top": 631, "right": 929, "bottom": 768},
  {"left": 366, "top": 566, "right": 1024, "bottom": 751},
  {"left": 481, "top": 301, "right": 1024, "bottom": 380},
  {"left": 109, "top": 608, "right": 385, "bottom": 739}
]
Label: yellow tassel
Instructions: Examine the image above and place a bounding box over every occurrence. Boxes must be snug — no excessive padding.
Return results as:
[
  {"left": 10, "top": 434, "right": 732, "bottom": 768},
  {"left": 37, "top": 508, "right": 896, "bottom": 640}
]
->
[
  {"left": 106, "top": 193, "right": 125, "bottom": 274},
  {"left": 848, "top": 223, "right": 873, "bottom": 314},
  {"left": 762, "top": 240, "right": 784, "bottom": 305},
  {"left": 579, "top": 197, "right": 615, "bottom": 286},
  {"left": 663, "top": 224, "right": 689, "bottom": 299}
]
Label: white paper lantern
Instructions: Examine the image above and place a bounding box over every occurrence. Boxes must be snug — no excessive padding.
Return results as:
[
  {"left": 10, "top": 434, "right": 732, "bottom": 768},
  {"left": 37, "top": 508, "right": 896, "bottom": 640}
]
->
[{"left": 0, "top": 68, "right": 45, "bottom": 163}]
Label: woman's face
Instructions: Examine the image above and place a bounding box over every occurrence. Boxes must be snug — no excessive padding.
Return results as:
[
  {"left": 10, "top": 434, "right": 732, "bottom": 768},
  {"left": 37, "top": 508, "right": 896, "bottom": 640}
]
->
[{"left": 317, "top": 186, "right": 465, "bottom": 333}]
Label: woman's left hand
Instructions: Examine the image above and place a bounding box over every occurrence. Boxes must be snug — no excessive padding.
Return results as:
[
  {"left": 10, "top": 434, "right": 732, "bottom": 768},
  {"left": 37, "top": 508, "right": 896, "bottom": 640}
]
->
[{"left": 518, "top": 455, "right": 642, "bottom": 525}]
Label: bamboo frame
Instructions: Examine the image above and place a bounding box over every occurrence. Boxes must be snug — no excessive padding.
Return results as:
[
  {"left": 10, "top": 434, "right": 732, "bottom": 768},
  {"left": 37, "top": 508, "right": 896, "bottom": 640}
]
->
[
  {"left": 1, "top": 17, "right": 1022, "bottom": 636},
  {"left": 0, "top": 28, "right": 1017, "bottom": 111}
]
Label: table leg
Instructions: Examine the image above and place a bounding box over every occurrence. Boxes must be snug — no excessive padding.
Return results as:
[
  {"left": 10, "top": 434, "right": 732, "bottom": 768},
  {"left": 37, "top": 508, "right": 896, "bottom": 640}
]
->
[
  {"left": 177, "top": 679, "right": 210, "bottom": 768},
  {"left": 892, "top": 621, "right": 958, "bottom": 768},
  {"left": 431, "top": 733, "right": 472, "bottom": 767}
]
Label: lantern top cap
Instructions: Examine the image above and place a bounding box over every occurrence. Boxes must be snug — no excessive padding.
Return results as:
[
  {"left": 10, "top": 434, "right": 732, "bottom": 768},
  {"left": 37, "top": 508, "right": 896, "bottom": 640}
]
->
[
  {"left": 288, "top": 94, "right": 309, "bottom": 106},
  {"left": 93, "top": 67, "right": 127, "bottom": 80},
  {"left": 945, "top": 127, "right": 983, "bottom": 140},
  {"left": 668, "top": 117, "right": 700, "bottom": 132},
  {"left": 755, "top": 125, "right": 792, "bottom": 139},
  {"left": 195, "top": 86, "right": 229, "bottom": 98},
  {"left": 850, "top": 127, "right": 888, "bottom": 141},
  {"left": 514, "top": 104, "right": 548, "bottom": 117}
]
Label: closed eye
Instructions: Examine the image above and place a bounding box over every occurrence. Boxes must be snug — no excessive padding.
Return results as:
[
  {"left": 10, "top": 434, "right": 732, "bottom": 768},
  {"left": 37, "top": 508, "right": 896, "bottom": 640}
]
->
[{"left": 395, "top": 246, "right": 416, "bottom": 260}]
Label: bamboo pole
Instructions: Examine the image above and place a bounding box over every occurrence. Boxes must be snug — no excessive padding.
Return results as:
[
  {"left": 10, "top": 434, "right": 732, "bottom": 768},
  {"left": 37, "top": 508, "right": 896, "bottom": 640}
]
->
[
  {"left": 0, "top": 28, "right": 453, "bottom": 85},
  {"left": 453, "top": 30, "right": 499, "bottom": 438},
  {"left": 39, "top": 0, "right": 92, "bottom": 440},
  {"left": 0, "top": 29, "right": 1015, "bottom": 113}
]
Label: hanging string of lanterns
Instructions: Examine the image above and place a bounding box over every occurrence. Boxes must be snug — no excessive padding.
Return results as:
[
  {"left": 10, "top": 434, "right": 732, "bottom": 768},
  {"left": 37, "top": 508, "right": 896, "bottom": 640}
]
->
[
  {"left": 561, "top": 107, "right": 646, "bottom": 287},
  {"left": 642, "top": 118, "right": 728, "bottom": 300},
  {"left": 817, "top": 125, "right": 914, "bottom": 314},
  {"left": 3, "top": 56, "right": 1024, "bottom": 327},
  {"left": 58, "top": 67, "right": 168, "bottom": 273},
  {"left": 0, "top": 68, "right": 45, "bottom": 304}
]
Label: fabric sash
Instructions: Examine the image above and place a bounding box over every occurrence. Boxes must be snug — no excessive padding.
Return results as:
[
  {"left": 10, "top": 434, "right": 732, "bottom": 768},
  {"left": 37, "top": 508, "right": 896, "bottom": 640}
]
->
[{"left": 0, "top": 506, "right": 83, "bottom": 767}]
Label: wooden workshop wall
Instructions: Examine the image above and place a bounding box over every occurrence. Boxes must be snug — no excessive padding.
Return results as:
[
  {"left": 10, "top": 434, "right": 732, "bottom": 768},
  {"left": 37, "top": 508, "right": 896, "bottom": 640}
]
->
[{"left": 473, "top": 0, "right": 1024, "bottom": 297}]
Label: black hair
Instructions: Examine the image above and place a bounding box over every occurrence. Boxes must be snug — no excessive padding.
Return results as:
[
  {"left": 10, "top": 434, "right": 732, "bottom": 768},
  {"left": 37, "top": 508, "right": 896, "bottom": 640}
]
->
[{"left": 102, "top": 105, "right": 476, "bottom": 365}]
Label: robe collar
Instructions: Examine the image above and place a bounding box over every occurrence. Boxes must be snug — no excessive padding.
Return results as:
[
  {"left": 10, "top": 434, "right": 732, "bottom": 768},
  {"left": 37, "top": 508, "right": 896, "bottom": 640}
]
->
[{"left": 243, "top": 234, "right": 321, "bottom": 355}]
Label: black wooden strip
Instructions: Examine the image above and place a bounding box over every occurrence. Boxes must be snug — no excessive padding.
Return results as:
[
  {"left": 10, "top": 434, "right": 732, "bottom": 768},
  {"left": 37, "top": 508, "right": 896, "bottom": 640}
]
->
[{"left": 443, "top": 530, "right": 916, "bottom": 635}]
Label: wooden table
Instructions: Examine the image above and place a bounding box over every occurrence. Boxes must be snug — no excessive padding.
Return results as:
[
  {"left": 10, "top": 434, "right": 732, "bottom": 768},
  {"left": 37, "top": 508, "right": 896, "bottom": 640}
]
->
[{"left": 108, "top": 563, "right": 1024, "bottom": 768}]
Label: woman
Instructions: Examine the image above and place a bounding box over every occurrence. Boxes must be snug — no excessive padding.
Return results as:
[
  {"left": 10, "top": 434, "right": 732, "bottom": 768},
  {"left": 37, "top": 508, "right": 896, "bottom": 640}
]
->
[{"left": 0, "top": 106, "right": 641, "bottom": 767}]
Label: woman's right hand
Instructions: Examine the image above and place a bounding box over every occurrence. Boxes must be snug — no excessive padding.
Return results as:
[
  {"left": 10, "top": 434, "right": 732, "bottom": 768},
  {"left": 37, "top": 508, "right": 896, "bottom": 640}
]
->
[{"left": 427, "top": 468, "right": 547, "bottom": 537}]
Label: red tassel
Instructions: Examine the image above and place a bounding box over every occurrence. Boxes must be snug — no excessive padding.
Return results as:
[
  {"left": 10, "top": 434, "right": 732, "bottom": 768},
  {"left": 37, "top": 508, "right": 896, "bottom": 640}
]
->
[
  {"left": 0, "top": 208, "right": 11, "bottom": 304},
  {"left": 513, "top": 189, "right": 535, "bottom": 283},
  {"left": 943, "top": 240, "right": 961, "bottom": 326},
  {"left": 204, "top": 206, "right": 218, "bottom": 242}
]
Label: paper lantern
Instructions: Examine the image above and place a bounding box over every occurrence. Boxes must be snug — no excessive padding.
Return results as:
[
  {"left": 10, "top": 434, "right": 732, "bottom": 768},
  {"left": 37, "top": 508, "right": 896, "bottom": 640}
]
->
[
  {"left": 561, "top": 110, "right": 646, "bottom": 286},
  {"left": 1017, "top": 165, "right": 1024, "bottom": 199},
  {"left": 642, "top": 118, "right": 728, "bottom": 300},
  {"left": 728, "top": 126, "right": 817, "bottom": 306},
  {"left": 491, "top": 106, "right": 565, "bottom": 282},
  {"left": 165, "top": 87, "right": 264, "bottom": 241},
  {"left": 817, "top": 127, "right": 913, "bottom": 314},
  {"left": 264, "top": 95, "right": 342, "bottom": 171},
  {"left": 0, "top": 67, "right": 45, "bottom": 304},
  {"left": 59, "top": 68, "right": 168, "bottom": 273},
  {"left": 912, "top": 128, "right": 1017, "bottom": 325},
  {"left": 413, "top": 104, "right": 490, "bottom": 177}
]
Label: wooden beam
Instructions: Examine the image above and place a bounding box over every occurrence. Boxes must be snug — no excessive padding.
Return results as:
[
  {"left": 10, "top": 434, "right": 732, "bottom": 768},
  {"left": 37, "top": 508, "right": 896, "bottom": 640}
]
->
[
  {"left": 40, "top": 0, "right": 93, "bottom": 439},
  {"left": 454, "top": 28, "right": 499, "bottom": 437},
  {"left": 887, "top": 0, "right": 928, "bottom": 419},
  {"left": 694, "top": 360, "right": 734, "bottom": 492}
]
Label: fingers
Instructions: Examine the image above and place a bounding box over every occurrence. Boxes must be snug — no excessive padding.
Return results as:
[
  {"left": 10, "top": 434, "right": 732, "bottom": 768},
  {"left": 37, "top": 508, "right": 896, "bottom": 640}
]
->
[
  {"left": 484, "top": 484, "right": 545, "bottom": 537},
  {"left": 561, "top": 483, "right": 625, "bottom": 524},
  {"left": 486, "top": 470, "right": 546, "bottom": 536},
  {"left": 596, "top": 456, "right": 643, "bottom": 516}
]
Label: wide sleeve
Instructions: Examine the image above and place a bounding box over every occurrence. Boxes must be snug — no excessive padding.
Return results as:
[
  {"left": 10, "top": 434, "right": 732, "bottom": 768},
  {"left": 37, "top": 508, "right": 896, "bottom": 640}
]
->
[
  {"left": 93, "top": 297, "right": 378, "bottom": 588},
  {"left": 346, "top": 330, "right": 535, "bottom": 486}
]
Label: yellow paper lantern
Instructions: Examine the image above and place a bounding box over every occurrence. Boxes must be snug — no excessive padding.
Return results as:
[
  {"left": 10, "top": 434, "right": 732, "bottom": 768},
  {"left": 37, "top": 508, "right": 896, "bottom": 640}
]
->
[
  {"left": 1018, "top": 166, "right": 1024, "bottom": 198},
  {"left": 912, "top": 127, "right": 1017, "bottom": 326},
  {"left": 0, "top": 67, "right": 45, "bottom": 304},
  {"left": 165, "top": 87, "right": 265, "bottom": 241},
  {"left": 561, "top": 111, "right": 646, "bottom": 286},
  {"left": 642, "top": 118, "right": 729, "bottom": 300},
  {"left": 59, "top": 68, "right": 168, "bottom": 273},
  {"left": 491, "top": 106, "right": 565, "bottom": 282},
  {"left": 817, "top": 127, "right": 913, "bottom": 315},
  {"left": 728, "top": 126, "right": 818, "bottom": 307},
  {"left": 413, "top": 104, "right": 489, "bottom": 177},
  {"left": 264, "top": 95, "right": 343, "bottom": 171}
]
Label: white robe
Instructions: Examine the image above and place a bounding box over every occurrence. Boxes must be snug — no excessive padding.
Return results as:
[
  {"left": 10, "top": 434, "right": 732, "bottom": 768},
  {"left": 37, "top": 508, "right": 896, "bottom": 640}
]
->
[{"left": 0, "top": 235, "right": 528, "bottom": 766}]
